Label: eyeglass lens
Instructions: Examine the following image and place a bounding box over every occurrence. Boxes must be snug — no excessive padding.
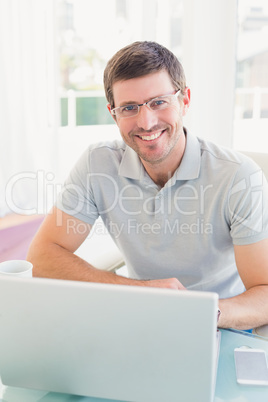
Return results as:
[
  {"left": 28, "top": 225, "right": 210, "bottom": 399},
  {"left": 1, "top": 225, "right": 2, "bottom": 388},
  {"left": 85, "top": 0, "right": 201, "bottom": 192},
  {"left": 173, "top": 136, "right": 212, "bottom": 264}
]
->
[{"left": 112, "top": 90, "right": 180, "bottom": 118}]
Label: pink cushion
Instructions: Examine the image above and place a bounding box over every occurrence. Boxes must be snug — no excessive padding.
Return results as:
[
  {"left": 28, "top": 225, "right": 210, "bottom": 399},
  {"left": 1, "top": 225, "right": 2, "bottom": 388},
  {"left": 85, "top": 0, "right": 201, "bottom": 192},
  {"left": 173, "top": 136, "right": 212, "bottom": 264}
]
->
[{"left": 0, "top": 216, "right": 44, "bottom": 262}]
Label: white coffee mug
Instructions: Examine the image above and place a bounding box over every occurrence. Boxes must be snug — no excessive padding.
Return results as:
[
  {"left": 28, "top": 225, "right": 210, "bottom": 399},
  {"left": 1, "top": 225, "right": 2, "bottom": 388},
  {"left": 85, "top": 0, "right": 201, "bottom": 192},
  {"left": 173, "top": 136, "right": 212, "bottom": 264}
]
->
[{"left": 0, "top": 260, "right": 33, "bottom": 277}]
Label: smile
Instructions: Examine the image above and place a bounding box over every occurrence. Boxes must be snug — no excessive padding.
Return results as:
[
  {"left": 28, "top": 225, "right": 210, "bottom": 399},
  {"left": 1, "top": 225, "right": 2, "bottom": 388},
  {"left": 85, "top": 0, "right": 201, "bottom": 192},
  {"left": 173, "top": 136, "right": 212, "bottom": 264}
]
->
[{"left": 138, "top": 130, "right": 165, "bottom": 141}]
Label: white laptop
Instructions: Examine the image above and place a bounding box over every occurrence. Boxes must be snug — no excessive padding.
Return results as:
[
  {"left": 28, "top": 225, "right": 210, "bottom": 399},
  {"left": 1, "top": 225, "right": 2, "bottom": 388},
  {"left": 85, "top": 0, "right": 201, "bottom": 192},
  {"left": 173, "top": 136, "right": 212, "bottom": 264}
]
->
[{"left": 0, "top": 276, "right": 220, "bottom": 402}]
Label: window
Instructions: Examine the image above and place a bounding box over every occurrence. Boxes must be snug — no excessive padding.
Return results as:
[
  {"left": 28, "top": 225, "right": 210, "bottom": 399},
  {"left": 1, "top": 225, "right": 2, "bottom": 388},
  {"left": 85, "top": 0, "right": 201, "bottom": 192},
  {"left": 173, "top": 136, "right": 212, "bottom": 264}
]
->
[
  {"left": 56, "top": 0, "right": 267, "bottom": 163},
  {"left": 57, "top": 0, "right": 183, "bottom": 127},
  {"left": 233, "top": 0, "right": 268, "bottom": 152}
]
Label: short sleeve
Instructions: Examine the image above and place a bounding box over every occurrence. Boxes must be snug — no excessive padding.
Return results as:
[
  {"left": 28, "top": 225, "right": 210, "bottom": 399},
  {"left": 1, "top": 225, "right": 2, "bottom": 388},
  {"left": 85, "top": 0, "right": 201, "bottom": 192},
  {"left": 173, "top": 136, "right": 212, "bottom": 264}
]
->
[
  {"left": 228, "top": 158, "right": 268, "bottom": 245},
  {"left": 56, "top": 148, "right": 99, "bottom": 225}
]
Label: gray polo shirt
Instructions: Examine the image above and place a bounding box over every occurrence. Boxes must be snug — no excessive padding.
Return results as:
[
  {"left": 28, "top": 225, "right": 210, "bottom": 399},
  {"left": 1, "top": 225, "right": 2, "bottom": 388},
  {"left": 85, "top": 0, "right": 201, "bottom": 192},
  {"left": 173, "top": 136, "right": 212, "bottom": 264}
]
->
[{"left": 57, "top": 130, "right": 268, "bottom": 298}]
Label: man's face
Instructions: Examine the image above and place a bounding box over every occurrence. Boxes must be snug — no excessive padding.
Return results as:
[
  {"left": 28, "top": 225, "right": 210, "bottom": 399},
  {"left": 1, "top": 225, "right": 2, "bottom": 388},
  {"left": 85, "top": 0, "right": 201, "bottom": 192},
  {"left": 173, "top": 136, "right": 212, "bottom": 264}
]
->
[{"left": 108, "top": 70, "right": 190, "bottom": 167}]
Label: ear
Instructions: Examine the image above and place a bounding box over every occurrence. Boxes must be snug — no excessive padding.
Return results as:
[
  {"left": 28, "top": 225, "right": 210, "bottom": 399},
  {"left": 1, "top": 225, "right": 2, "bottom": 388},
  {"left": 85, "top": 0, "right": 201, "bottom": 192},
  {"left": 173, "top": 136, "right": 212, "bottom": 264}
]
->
[
  {"left": 107, "top": 103, "right": 117, "bottom": 123},
  {"left": 182, "top": 87, "right": 191, "bottom": 116}
]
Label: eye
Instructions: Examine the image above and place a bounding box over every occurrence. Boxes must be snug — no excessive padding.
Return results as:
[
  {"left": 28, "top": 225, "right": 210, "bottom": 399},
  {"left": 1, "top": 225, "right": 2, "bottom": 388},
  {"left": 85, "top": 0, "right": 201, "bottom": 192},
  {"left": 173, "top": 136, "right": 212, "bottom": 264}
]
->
[
  {"left": 121, "top": 104, "right": 136, "bottom": 112},
  {"left": 150, "top": 98, "right": 168, "bottom": 108}
]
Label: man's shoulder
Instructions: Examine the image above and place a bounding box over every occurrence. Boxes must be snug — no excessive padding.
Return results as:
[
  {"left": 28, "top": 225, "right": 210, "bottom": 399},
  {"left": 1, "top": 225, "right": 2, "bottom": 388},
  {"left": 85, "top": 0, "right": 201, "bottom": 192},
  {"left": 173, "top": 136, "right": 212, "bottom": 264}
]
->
[
  {"left": 72, "top": 139, "right": 127, "bottom": 177},
  {"left": 86, "top": 139, "right": 126, "bottom": 155},
  {"left": 197, "top": 137, "right": 254, "bottom": 168},
  {"left": 195, "top": 137, "right": 264, "bottom": 186},
  {"left": 84, "top": 139, "right": 127, "bottom": 167}
]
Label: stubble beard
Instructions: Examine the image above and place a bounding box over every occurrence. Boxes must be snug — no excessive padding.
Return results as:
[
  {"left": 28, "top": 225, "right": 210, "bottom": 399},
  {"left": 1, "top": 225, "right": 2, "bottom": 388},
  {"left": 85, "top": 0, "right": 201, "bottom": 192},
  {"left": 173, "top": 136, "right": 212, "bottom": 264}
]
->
[{"left": 129, "top": 125, "right": 183, "bottom": 166}]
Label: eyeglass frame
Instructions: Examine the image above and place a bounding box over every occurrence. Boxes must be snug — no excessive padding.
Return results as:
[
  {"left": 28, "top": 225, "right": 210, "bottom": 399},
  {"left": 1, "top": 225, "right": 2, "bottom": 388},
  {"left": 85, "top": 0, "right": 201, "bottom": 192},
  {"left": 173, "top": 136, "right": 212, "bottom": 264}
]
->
[{"left": 110, "top": 89, "right": 181, "bottom": 118}]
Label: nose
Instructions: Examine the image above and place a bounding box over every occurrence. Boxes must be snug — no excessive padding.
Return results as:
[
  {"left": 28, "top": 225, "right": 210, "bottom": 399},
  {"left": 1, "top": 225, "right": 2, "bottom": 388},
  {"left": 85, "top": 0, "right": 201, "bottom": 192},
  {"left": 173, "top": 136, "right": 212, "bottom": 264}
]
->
[{"left": 136, "top": 104, "right": 158, "bottom": 131}]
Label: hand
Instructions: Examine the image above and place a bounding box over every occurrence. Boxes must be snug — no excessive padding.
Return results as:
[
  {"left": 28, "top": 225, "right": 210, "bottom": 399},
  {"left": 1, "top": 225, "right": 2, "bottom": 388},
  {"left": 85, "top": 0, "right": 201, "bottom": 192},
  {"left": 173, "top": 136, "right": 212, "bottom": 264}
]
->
[{"left": 142, "top": 278, "right": 187, "bottom": 290}]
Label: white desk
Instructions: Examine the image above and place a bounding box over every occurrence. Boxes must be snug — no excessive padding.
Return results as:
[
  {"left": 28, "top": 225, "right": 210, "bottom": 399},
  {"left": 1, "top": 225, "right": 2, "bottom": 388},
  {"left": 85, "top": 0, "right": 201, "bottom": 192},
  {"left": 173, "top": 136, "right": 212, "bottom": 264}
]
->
[{"left": 1, "top": 329, "right": 268, "bottom": 402}]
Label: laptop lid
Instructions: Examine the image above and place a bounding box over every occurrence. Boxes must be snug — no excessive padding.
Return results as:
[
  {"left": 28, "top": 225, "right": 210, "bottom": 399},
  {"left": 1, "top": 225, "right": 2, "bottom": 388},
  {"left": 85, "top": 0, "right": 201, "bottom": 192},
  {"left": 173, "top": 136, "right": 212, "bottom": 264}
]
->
[{"left": 0, "top": 276, "right": 219, "bottom": 402}]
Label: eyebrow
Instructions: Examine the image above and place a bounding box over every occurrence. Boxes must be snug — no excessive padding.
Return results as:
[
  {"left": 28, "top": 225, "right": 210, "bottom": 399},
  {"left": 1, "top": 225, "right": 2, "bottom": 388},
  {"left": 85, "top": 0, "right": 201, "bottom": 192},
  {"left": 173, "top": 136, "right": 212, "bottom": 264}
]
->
[{"left": 118, "top": 101, "right": 139, "bottom": 107}]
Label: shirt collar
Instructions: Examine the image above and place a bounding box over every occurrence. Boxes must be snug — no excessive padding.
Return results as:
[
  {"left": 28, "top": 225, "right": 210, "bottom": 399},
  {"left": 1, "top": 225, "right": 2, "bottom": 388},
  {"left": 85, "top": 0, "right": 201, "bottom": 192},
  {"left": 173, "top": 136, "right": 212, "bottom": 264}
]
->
[
  {"left": 173, "top": 128, "right": 201, "bottom": 181},
  {"left": 118, "top": 145, "right": 144, "bottom": 180},
  {"left": 118, "top": 128, "right": 201, "bottom": 181}
]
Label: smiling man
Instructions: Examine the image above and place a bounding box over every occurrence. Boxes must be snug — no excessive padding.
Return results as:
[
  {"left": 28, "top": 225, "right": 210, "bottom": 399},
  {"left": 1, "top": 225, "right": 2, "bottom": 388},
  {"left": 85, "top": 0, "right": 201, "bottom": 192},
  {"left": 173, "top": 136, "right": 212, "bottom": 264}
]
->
[{"left": 27, "top": 41, "right": 268, "bottom": 330}]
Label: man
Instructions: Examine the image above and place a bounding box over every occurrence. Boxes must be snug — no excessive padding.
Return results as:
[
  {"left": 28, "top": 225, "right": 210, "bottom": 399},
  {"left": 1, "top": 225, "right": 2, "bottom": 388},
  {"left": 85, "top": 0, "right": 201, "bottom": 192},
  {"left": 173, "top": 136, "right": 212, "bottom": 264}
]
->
[{"left": 27, "top": 41, "right": 268, "bottom": 330}]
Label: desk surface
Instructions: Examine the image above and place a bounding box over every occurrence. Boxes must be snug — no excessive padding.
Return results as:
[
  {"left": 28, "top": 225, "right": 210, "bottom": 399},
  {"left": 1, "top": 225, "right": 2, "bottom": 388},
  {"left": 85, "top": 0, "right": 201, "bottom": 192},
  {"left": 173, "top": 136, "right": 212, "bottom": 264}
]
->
[{"left": 1, "top": 329, "right": 268, "bottom": 402}]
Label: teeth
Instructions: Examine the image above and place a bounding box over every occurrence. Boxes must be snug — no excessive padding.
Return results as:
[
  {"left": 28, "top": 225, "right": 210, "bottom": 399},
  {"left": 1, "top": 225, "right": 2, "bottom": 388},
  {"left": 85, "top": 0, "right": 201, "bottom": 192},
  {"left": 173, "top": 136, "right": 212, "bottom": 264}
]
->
[{"left": 139, "top": 131, "right": 163, "bottom": 141}]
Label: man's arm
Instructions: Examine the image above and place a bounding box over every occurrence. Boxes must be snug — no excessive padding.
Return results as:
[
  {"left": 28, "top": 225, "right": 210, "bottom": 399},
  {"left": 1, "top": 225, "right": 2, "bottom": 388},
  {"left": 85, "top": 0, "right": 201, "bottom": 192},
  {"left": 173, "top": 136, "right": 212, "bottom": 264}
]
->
[
  {"left": 27, "top": 207, "right": 185, "bottom": 290},
  {"left": 218, "top": 238, "right": 268, "bottom": 330}
]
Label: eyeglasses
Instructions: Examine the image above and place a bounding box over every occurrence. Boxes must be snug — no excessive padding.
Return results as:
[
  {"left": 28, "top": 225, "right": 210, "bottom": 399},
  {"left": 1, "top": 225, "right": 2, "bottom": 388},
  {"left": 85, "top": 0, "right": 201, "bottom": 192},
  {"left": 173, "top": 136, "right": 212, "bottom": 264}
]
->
[{"left": 111, "top": 89, "right": 181, "bottom": 118}]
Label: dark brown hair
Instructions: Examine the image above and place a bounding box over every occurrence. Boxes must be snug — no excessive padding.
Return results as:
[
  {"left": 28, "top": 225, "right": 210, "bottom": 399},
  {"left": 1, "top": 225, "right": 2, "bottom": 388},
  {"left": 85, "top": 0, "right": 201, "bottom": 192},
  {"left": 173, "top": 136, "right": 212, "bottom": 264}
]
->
[{"left": 103, "top": 41, "right": 186, "bottom": 108}]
